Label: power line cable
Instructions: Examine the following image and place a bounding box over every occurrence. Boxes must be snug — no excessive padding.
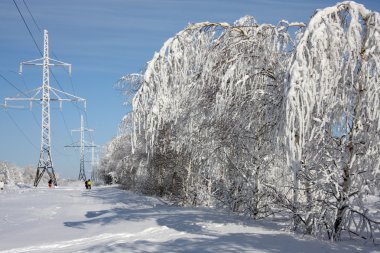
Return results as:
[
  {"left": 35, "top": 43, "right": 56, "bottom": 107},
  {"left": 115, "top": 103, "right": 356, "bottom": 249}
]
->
[
  {"left": 68, "top": 71, "right": 77, "bottom": 95},
  {"left": 17, "top": 73, "right": 40, "bottom": 127},
  {"left": 8, "top": 70, "right": 29, "bottom": 91},
  {"left": 50, "top": 69, "right": 68, "bottom": 94},
  {"left": 3, "top": 71, "right": 42, "bottom": 129},
  {"left": 22, "top": 0, "right": 41, "bottom": 33},
  {"left": 4, "top": 110, "right": 39, "bottom": 151},
  {"left": 17, "top": 74, "right": 42, "bottom": 128},
  {"left": 4, "top": 71, "right": 94, "bottom": 152},
  {"left": 31, "top": 111, "right": 40, "bottom": 127},
  {"left": 3, "top": 70, "right": 75, "bottom": 157},
  {"left": 60, "top": 110, "right": 74, "bottom": 143},
  {"left": 12, "top": 0, "right": 43, "bottom": 56},
  {"left": 1, "top": 71, "right": 68, "bottom": 139},
  {"left": 0, "top": 73, "right": 28, "bottom": 96},
  {"left": 5, "top": 109, "right": 75, "bottom": 172},
  {"left": 6, "top": 107, "right": 73, "bottom": 160}
]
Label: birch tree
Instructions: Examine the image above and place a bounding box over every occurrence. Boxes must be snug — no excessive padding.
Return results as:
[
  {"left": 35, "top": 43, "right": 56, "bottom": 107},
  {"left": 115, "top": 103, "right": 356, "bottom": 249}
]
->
[
  {"left": 285, "top": 1, "right": 380, "bottom": 240},
  {"left": 127, "top": 16, "right": 299, "bottom": 214}
]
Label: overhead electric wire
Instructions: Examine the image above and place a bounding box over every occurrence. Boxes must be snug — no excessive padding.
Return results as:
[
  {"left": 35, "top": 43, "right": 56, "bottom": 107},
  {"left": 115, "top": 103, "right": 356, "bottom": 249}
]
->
[
  {"left": 4, "top": 102, "right": 71, "bottom": 159},
  {"left": 68, "top": 71, "right": 77, "bottom": 95},
  {"left": 60, "top": 110, "right": 74, "bottom": 143},
  {"left": 20, "top": 76, "right": 42, "bottom": 128},
  {"left": 0, "top": 73, "right": 28, "bottom": 97},
  {"left": 12, "top": 0, "right": 43, "bottom": 56},
  {"left": 4, "top": 72, "right": 39, "bottom": 127},
  {"left": 6, "top": 108, "right": 71, "bottom": 158},
  {"left": 22, "top": 0, "right": 41, "bottom": 33},
  {"left": 5, "top": 111, "right": 39, "bottom": 151},
  {"left": 1, "top": 71, "right": 69, "bottom": 139},
  {"left": 2, "top": 61, "right": 74, "bottom": 159},
  {"left": 3, "top": 72, "right": 41, "bottom": 127},
  {"left": 9, "top": 70, "right": 27, "bottom": 88},
  {"left": 16, "top": 72, "right": 45, "bottom": 130}
]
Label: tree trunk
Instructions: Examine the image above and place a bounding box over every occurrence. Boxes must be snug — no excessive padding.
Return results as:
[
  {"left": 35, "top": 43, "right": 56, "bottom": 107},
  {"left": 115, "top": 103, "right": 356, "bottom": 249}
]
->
[
  {"left": 292, "top": 161, "right": 300, "bottom": 230},
  {"left": 252, "top": 166, "right": 260, "bottom": 217},
  {"left": 304, "top": 175, "right": 313, "bottom": 234}
]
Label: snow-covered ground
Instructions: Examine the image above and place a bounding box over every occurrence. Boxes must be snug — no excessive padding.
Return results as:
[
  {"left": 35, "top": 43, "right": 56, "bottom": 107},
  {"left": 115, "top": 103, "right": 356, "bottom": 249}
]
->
[{"left": 0, "top": 183, "right": 378, "bottom": 253}]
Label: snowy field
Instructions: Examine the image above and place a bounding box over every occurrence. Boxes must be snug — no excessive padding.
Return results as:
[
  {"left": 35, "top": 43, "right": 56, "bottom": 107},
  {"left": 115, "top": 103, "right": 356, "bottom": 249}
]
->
[{"left": 0, "top": 183, "right": 379, "bottom": 253}]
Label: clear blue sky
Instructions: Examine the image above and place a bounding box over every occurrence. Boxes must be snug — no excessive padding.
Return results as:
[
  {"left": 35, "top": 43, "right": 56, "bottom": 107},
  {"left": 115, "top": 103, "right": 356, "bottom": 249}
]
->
[{"left": 1, "top": 0, "right": 379, "bottom": 179}]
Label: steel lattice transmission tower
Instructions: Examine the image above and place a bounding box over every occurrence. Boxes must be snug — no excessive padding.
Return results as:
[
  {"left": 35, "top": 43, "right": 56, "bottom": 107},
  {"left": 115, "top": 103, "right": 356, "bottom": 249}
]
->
[
  {"left": 65, "top": 115, "right": 95, "bottom": 181},
  {"left": 4, "top": 30, "right": 86, "bottom": 187},
  {"left": 90, "top": 141, "right": 100, "bottom": 182}
]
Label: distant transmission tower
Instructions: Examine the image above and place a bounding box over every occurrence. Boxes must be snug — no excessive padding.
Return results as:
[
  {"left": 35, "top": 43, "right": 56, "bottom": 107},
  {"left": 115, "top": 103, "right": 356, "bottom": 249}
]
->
[
  {"left": 65, "top": 115, "right": 95, "bottom": 181},
  {"left": 89, "top": 141, "right": 101, "bottom": 182},
  {"left": 4, "top": 30, "right": 86, "bottom": 187}
]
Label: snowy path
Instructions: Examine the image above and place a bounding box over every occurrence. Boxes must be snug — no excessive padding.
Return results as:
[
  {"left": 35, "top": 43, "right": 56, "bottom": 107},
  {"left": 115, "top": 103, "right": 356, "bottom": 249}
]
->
[{"left": 0, "top": 184, "right": 378, "bottom": 253}]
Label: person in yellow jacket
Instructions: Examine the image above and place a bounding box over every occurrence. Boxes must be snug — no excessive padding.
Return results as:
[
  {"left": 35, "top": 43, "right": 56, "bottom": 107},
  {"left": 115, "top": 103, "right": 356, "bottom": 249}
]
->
[{"left": 87, "top": 179, "right": 92, "bottom": 190}]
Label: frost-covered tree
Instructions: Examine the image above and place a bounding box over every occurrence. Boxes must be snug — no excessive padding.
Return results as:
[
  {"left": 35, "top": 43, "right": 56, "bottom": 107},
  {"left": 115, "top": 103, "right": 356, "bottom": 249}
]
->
[
  {"left": 0, "top": 161, "right": 50, "bottom": 187},
  {"left": 199, "top": 17, "right": 297, "bottom": 216},
  {"left": 106, "top": 1, "right": 380, "bottom": 242},
  {"left": 285, "top": 1, "right": 380, "bottom": 240},
  {"left": 99, "top": 114, "right": 148, "bottom": 188},
  {"left": 0, "top": 162, "right": 12, "bottom": 185},
  {"left": 122, "top": 16, "right": 302, "bottom": 214},
  {"left": 115, "top": 73, "right": 143, "bottom": 107}
]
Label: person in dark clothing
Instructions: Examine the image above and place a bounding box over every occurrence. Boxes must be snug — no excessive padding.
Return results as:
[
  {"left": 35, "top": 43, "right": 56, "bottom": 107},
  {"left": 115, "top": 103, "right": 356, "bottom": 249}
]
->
[
  {"left": 85, "top": 180, "right": 88, "bottom": 189},
  {"left": 48, "top": 179, "right": 52, "bottom": 188}
]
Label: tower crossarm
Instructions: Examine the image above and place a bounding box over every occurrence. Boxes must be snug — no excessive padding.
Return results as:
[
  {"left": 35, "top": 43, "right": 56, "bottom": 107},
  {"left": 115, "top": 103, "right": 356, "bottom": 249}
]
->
[
  {"left": 4, "top": 86, "right": 85, "bottom": 110},
  {"left": 4, "top": 87, "right": 42, "bottom": 109},
  {"left": 19, "top": 58, "right": 44, "bottom": 73},
  {"left": 20, "top": 58, "right": 71, "bottom": 75},
  {"left": 64, "top": 145, "right": 97, "bottom": 148},
  {"left": 50, "top": 87, "right": 86, "bottom": 110},
  {"left": 71, "top": 128, "right": 94, "bottom": 133}
]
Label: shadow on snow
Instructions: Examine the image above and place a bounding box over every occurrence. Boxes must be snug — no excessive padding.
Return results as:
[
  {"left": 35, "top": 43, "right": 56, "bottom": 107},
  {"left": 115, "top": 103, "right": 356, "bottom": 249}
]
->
[{"left": 63, "top": 186, "right": 359, "bottom": 253}]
